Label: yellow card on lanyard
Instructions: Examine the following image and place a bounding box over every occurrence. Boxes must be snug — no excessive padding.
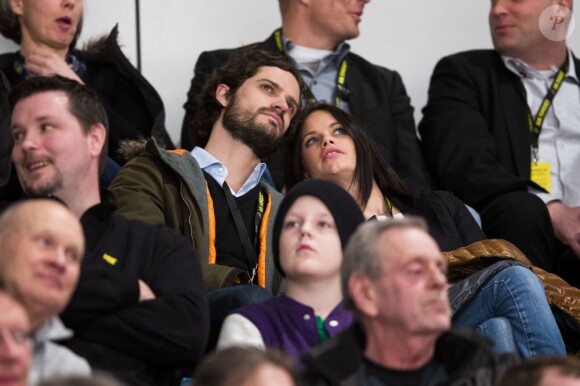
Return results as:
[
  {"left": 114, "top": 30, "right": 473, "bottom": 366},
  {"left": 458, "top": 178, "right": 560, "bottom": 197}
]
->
[{"left": 531, "top": 162, "right": 551, "bottom": 193}]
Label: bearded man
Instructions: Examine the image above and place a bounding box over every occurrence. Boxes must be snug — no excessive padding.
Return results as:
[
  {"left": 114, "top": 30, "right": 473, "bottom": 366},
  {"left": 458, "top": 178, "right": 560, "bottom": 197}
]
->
[{"left": 109, "top": 45, "right": 301, "bottom": 349}]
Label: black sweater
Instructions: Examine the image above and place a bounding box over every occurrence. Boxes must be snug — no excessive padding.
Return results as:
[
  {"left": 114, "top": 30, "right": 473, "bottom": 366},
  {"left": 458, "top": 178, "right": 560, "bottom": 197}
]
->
[{"left": 60, "top": 201, "right": 209, "bottom": 386}]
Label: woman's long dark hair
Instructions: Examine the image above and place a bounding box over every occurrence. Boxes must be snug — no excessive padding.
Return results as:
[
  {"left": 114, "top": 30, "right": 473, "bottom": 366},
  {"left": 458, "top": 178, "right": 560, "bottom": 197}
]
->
[{"left": 284, "top": 103, "right": 410, "bottom": 208}]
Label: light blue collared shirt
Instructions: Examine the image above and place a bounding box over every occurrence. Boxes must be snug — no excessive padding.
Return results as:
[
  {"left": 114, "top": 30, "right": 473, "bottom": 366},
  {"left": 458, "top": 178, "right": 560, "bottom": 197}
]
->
[
  {"left": 503, "top": 50, "right": 580, "bottom": 207},
  {"left": 283, "top": 36, "right": 351, "bottom": 111},
  {"left": 191, "top": 147, "right": 266, "bottom": 197}
]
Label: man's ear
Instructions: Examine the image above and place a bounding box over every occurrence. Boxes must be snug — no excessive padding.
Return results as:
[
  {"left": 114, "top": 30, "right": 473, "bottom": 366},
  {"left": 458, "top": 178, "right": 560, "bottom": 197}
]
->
[
  {"left": 348, "top": 274, "right": 379, "bottom": 317},
  {"left": 9, "top": 0, "right": 24, "bottom": 16},
  {"left": 87, "top": 123, "right": 106, "bottom": 158},
  {"left": 215, "top": 84, "right": 231, "bottom": 108}
]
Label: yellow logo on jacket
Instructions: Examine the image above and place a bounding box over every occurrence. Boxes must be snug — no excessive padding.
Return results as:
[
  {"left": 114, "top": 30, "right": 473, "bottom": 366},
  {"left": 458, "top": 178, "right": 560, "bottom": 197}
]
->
[{"left": 103, "top": 253, "right": 118, "bottom": 266}]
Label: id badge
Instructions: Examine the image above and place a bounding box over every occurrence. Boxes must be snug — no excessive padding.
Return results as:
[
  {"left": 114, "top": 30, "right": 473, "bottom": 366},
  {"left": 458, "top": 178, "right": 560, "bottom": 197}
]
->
[{"left": 531, "top": 162, "right": 551, "bottom": 193}]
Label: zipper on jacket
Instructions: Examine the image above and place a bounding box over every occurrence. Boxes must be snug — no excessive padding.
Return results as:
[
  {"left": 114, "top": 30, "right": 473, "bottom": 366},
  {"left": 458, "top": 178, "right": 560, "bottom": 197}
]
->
[{"left": 179, "top": 184, "right": 195, "bottom": 247}]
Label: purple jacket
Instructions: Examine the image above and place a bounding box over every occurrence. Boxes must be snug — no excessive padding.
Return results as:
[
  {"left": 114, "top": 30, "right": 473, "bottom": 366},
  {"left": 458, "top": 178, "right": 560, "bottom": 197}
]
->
[{"left": 235, "top": 295, "right": 353, "bottom": 359}]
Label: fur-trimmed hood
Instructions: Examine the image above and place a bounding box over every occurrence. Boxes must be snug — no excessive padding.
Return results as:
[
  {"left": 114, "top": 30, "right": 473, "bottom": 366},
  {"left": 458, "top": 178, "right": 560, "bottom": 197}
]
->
[{"left": 117, "top": 138, "right": 149, "bottom": 163}]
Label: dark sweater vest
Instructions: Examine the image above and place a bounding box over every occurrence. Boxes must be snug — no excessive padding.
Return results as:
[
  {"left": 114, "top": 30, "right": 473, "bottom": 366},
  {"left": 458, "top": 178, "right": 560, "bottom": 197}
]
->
[{"left": 204, "top": 172, "right": 260, "bottom": 272}]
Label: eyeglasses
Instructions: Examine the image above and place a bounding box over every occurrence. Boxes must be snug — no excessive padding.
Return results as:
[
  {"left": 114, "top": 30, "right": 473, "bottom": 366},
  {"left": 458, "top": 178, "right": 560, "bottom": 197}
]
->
[{"left": 0, "top": 329, "right": 33, "bottom": 346}]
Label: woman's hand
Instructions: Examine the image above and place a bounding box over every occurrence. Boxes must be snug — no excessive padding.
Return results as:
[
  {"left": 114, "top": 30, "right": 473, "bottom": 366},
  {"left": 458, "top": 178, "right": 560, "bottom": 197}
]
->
[{"left": 24, "top": 48, "right": 84, "bottom": 84}]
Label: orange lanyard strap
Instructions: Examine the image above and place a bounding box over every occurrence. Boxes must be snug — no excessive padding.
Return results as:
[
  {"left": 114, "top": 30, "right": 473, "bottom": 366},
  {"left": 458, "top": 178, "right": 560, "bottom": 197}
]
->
[
  {"left": 257, "top": 193, "right": 272, "bottom": 287},
  {"left": 206, "top": 183, "right": 217, "bottom": 264}
]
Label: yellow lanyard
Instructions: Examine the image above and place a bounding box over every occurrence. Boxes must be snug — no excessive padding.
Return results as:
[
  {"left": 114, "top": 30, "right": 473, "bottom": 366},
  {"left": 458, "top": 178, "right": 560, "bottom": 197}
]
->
[
  {"left": 385, "top": 196, "right": 393, "bottom": 217},
  {"left": 527, "top": 57, "right": 569, "bottom": 163}
]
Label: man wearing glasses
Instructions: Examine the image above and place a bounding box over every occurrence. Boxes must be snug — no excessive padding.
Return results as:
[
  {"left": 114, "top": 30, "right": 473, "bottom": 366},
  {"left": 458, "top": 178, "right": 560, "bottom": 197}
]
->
[{"left": 0, "top": 286, "right": 31, "bottom": 386}]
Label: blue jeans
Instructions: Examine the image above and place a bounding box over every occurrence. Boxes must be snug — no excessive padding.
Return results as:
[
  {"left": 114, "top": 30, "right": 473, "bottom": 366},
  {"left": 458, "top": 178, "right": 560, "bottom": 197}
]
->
[
  {"left": 476, "top": 317, "right": 517, "bottom": 354},
  {"left": 453, "top": 265, "right": 565, "bottom": 358},
  {"left": 206, "top": 285, "right": 272, "bottom": 351}
]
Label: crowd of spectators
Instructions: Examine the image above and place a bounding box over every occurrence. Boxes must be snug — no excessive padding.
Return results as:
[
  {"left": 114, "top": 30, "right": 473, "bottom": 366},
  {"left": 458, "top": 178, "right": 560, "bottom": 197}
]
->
[{"left": 1, "top": 0, "right": 579, "bottom": 385}]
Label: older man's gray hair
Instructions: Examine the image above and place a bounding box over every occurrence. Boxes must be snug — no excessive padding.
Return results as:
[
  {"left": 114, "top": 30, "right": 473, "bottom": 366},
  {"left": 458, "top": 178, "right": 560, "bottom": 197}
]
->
[{"left": 341, "top": 217, "right": 428, "bottom": 311}]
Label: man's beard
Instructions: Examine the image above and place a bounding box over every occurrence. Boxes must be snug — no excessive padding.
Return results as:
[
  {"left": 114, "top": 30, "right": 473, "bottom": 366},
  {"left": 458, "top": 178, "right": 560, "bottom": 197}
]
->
[
  {"left": 18, "top": 166, "right": 63, "bottom": 199},
  {"left": 222, "top": 96, "right": 285, "bottom": 160}
]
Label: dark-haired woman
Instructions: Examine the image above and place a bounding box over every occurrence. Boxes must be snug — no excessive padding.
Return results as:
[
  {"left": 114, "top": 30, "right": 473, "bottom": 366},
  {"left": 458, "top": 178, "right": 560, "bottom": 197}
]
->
[{"left": 285, "top": 103, "right": 485, "bottom": 252}]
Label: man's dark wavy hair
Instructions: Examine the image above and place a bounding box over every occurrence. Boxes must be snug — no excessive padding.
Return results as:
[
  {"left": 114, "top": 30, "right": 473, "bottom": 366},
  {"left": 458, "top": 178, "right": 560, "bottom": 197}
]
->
[
  {"left": 190, "top": 44, "right": 302, "bottom": 147},
  {"left": 0, "top": 0, "right": 83, "bottom": 47}
]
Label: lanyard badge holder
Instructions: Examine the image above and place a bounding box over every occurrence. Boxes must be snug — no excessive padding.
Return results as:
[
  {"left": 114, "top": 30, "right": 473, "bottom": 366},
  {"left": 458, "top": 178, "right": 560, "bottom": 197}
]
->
[{"left": 527, "top": 57, "right": 568, "bottom": 193}]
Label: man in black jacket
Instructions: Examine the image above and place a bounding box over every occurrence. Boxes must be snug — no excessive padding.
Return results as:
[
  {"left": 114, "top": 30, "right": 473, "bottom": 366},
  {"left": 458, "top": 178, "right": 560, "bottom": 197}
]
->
[
  {"left": 0, "top": 288, "right": 31, "bottom": 386},
  {"left": 9, "top": 75, "right": 209, "bottom": 386},
  {"left": 302, "top": 219, "right": 516, "bottom": 386},
  {"left": 181, "top": 0, "right": 431, "bottom": 193},
  {"left": 419, "top": 0, "right": 579, "bottom": 285}
]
